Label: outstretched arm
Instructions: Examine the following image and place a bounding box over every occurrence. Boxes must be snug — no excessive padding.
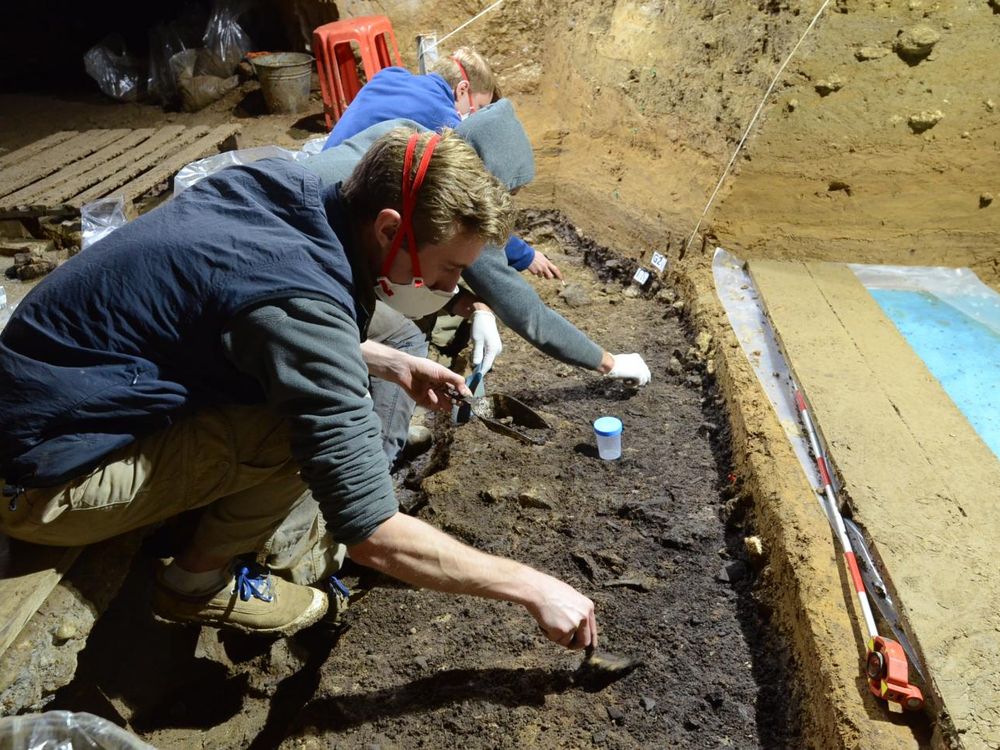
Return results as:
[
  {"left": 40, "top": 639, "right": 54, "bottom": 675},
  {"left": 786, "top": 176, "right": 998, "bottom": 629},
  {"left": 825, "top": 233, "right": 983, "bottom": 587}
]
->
[{"left": 350, "top": 511, "right": 598, "bottom": 650}]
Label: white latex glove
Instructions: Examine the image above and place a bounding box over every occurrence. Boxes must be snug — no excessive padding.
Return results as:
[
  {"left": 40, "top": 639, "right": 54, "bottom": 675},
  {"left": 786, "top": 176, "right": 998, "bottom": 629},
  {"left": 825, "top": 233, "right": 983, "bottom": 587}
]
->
[
  {"left": 606, "top": 353, "right": 651, "bottom": 386},
  {"left": 471, "top": 310, "right": 502, "bottom": 374}
]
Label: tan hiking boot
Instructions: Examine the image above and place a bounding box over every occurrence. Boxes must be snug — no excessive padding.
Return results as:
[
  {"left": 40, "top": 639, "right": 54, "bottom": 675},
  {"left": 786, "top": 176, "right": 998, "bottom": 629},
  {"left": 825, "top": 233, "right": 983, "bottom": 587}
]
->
[{"left": 152, "top": 563, "right": 328, "bottom": 636}]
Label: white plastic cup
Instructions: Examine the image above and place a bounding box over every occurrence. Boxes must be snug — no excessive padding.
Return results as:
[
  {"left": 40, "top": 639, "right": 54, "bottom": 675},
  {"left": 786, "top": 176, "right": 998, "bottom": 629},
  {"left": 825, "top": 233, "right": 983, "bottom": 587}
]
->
[{"left": 593, "top": 416, "right": 623, "bottom": 460}]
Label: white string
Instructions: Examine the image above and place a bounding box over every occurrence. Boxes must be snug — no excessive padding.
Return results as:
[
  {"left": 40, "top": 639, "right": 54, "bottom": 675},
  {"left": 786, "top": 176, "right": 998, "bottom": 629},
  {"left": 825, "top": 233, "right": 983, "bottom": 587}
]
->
[
  {"left": 683, "top": 0, "right": 833, "bottom": 255},
  {"left": 417, "top": 0, "right": 506, "bottom": 63}
]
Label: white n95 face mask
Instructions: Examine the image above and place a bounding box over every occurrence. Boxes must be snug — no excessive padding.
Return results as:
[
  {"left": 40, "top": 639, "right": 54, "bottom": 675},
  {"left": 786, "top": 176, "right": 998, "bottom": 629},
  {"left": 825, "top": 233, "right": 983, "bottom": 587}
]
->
[
  {"left": 374, "top": 277, "right": 457, "bottom": 319},
  {"left": 374, "top": 132, "right": 457, "bottom": 320}
]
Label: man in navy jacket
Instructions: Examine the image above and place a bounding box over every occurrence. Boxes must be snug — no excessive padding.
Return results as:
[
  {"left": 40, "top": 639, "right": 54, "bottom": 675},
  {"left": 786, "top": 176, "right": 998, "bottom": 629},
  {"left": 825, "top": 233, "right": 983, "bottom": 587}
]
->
[{"left": 0, "top": 129, "right": 599, "bottom": 650}]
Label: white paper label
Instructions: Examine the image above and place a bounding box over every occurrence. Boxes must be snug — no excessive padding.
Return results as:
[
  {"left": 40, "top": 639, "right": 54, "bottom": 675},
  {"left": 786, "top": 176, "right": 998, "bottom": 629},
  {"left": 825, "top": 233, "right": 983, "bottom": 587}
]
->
[
  {"left": 651, "top": 251, "right": 667, "bottom": 273},
  {"left": 632, "top": 267, "right": 651, "bottom": 285}
]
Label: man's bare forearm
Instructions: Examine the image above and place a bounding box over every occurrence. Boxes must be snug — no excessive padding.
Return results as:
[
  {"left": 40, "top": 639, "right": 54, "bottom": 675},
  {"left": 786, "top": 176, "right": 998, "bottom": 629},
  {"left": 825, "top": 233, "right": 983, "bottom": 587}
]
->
[{"left": 348, "top": 512, "right": 598, "bottom": 648}]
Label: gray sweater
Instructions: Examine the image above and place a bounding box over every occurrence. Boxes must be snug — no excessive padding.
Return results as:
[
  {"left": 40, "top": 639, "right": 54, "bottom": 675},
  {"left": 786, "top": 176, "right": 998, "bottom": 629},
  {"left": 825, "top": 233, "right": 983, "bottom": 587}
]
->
[{"left": 223, "top": 298, "right": 398, "bottom": 546}]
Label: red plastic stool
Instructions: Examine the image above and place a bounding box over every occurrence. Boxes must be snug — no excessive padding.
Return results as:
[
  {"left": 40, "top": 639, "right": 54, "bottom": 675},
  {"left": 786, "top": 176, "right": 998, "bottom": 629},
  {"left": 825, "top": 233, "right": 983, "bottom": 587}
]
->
[{"left": 313, "top": 15, "right": 403, "bottom": 129}]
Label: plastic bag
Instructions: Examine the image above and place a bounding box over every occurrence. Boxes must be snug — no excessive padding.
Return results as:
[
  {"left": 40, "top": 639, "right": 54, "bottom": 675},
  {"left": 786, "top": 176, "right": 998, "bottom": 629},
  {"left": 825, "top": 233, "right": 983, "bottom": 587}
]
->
[
  {"left": 0, "top": 711, "right": 154, "bottom": 750},
  {"left": 83, "top": 34, "right": 146, "bottom": 102},
  {"left": 169, "top": 49, "right": 239, "bottom": 112},
  {"left": 0, "top": 284, "right": 12, "bottom": 332},
  {"left": 174, "top": 145, "right": 307, "bottom": 195},
  {"left": 201, "top": 0, "right": 253, "bottom": 78},
  {"left": 148, "top": 5, "right": 207, "bottom": 107},
  {"left": 81, "top": 195, "right": 128, "bottom": 250}
]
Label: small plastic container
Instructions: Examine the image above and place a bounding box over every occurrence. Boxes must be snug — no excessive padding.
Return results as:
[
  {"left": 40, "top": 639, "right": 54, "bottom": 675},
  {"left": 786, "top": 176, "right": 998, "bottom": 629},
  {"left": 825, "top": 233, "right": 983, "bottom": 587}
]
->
[{"left": 593, "top": 416, "right": 623, "bottom": 460}]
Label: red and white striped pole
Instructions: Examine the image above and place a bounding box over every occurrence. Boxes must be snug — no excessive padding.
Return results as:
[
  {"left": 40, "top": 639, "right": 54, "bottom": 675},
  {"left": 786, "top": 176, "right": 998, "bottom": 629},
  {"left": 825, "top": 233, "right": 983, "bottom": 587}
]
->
[{"left": 793, "top": 387, "right": 879, "bottom": 642}]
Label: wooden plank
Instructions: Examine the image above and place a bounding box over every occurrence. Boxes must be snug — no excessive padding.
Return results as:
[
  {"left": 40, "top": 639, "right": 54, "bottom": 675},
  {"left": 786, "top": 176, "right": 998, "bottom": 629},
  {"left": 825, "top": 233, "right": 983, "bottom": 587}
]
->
[
  {"left": 0, "top": 544, "right": 82, "bottom": 660},
  {"left": 0, "top": 129, "right": 132, "bottom": 198},
  {"left": 3, "top": 128, "right": 158, "bottom": 207},
  {"left": 47, "top": 125, "right": 196, "bottom": 208},
  {"left": 0, "top": 131, "right": 79, "bottom": 171},
  {"left": 111, "top": 124, "right": 241, "bottom": 207},
  {"left": 749, "top": 259, "right": 1000, "bottom": 750},
  {"left": 67, "top": 125, "right": 208, "bottom": 209}
]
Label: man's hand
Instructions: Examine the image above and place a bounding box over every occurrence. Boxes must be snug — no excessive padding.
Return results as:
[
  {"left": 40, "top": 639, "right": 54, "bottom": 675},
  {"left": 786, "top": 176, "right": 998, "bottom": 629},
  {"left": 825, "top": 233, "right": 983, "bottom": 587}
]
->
[
  {"left": 524, "top": 573, "right": 598, "bottom": 650},
  {"left": 606, "top": 353, "right": 651, "bottom": 386},
  {"left": 526, "top": 250, "right": 563, "bottom": 280},
  {"left": 470, "top": 307, "right": 502, "bottom": 374},
  {"left": 361, "top": 340, "right": 469, "bottom": 410}
]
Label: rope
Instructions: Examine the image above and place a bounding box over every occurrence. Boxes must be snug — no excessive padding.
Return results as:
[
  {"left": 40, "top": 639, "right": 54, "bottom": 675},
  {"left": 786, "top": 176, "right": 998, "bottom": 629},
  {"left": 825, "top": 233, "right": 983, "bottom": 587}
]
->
[
  {"left": 683, "top": 0, "right": 833, "bottom": 256},
  {"left": 417, "top": 0, "right": 506, "bottom": 64}
]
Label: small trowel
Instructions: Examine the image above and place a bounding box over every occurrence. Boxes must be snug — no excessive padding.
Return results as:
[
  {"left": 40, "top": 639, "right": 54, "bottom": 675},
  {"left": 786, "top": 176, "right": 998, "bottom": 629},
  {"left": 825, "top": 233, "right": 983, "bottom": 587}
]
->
[{"left": 574, "top": 645, "right": 642, "bottom": 691}]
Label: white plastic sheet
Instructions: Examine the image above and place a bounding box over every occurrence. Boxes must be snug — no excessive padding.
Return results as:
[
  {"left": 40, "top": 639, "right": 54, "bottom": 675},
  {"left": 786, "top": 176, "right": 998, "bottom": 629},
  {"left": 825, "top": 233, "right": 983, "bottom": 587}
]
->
[
  {"left": 711, "top": 248, "right": 821, "bottom": 489},
  {"left": 849, "top": 263, "right": 1000, "bottom": 337},
  {"left": 172, "top": 138, "right": 327, "bottom": 195}
]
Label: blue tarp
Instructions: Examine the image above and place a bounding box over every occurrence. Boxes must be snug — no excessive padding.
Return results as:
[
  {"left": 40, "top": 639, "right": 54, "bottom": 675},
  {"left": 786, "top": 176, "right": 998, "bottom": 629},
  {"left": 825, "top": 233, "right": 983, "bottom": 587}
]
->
[{"left": 854, "top": 267, "right": 1000, "bottom": 460}]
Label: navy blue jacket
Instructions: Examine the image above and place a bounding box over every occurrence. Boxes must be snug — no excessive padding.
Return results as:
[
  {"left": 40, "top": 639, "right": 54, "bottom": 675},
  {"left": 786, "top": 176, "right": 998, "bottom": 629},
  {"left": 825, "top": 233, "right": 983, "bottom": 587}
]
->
[{"left": 0, "top": 159, "right": 368, "bottom": 487}]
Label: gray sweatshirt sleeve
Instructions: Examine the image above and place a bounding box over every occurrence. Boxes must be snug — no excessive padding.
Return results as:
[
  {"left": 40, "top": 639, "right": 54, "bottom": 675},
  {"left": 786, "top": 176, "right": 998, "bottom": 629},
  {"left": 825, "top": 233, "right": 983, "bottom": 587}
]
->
[
  {"left": 462, "top": 247, "right": 605, "bottom": 370},
  {"left": 222, "top": 298, "right": 397, "bottom": 546}
]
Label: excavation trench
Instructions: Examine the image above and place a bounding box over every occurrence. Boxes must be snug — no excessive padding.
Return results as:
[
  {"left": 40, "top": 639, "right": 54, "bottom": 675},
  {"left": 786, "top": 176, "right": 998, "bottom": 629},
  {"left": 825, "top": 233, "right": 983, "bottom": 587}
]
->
[{"left": 37, "top": 214, "right": 801, "bottom": 749}]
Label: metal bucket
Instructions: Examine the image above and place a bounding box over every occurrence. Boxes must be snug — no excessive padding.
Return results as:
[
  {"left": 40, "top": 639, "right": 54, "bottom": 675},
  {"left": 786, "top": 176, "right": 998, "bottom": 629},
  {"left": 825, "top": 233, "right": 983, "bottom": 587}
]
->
[{"left": 252, "top": 53, "right": 313, "bottom": 114}]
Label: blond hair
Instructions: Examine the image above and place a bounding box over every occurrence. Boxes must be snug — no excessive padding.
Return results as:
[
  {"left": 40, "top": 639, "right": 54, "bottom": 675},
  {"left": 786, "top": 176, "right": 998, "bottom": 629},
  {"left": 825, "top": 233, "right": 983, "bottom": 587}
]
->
[
  {"left": 428, "top": 47, "right": 501, "bottom": 101},
  {"left": 342, "top": 128, "right": 514, "bottom": 249}
]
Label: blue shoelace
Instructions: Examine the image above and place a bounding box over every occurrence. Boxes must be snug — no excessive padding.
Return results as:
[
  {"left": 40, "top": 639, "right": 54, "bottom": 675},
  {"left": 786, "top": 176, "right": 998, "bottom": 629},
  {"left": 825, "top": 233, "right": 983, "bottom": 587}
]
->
[
  {"left": 328, "top": 575, "right": 350, "bottom": 599},
  {"left": 234, "top": 563, "right": 275, "bottom": 603}
]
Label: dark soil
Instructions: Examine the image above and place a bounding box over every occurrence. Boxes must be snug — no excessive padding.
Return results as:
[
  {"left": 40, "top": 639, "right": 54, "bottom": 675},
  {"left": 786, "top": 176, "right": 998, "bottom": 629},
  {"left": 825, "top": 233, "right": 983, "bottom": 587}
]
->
[{"left": 47, "top": 215, "right": 800, "bottom": 749}]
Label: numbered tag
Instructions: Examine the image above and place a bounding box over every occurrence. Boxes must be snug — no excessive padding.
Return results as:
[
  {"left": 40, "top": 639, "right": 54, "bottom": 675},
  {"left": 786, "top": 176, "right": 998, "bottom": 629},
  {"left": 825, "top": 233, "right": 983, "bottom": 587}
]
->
[
  {"left": 632, "top": 267, "right": 651, "bottom": 286},
  {"left": 650, "top": 251, "right": 667, "bottom": 273}
]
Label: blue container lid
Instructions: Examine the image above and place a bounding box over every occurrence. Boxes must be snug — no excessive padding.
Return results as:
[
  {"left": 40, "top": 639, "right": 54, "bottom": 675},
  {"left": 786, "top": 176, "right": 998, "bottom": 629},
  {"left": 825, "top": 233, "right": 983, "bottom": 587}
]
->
[{"left": 593, "top": 416, "right": 623, "bottom": 436}]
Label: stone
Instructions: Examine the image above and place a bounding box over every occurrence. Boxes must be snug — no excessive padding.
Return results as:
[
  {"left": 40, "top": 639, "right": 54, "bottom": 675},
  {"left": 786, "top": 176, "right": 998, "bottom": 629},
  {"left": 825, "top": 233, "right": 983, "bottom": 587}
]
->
[
  {"left": 987, "top": 99, "right": 997, "bottom": 112},
  {"left": 716, "top": 560, "right": 748, "bottom": 583},
  {"left": 558, "top": 283, "right": 591, "bottom": 308},
  {"left": 53, "top": 622, "right": 77, "bottom": 642},
  {"left": 623, "top": 285, "right": 641, "bottom": 299},
  {"left": 605, "top": 705, "right": 625, "bottom": 724},
  {"left": 671, "top": 299, "right": 685, "bottom": 312},
  {"left": 744, "top": 535, "right": 765, "bottom": 563},
  {"left": 695, "top": 331, "right": 713, "bottom": 356},
  {"left": 639, "top": 696, "right": 657, "bottom": 712},
  {"left": 980, "top": 193, "right": 994, "bottom": 208},
  {"left": 481, "top": 483, "right": 518, "bottom": 503},
  {"left": 893, "top": 25, "right": 940, "bottom": 63},
  {"left": 0, "top": 239, "right": 54, "bottom": 258},
  {"left": 518, "top": 489, "right": 554, "bottom": 510},
  {"left": 6, "top": 259, "right": 57, "bottom": 281},
  {"left": 406, "top": 425, "right": 433, "bottom": 454},
  {"left": 666, "top": 356, "right": 683, "bottom": 375},
  {"left": 414, "top": 655, "right": 429, "bottom": 669},
  {"left": 907, "top": 110, "right": 944, "bottom": 133},
  {"left": 785, "top": 98, "right": 798, "bottom": 112},
  {"left": 814, "top": 76, "right": 844, "bottom": 96},
  {"left": 855, "top": 45, "right": 890, "bottom": 61}
]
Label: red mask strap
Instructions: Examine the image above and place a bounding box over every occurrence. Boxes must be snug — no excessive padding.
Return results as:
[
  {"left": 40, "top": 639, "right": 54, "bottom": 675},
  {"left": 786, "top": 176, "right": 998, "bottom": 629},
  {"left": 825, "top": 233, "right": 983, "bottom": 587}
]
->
[
  {"left": 451, "top": 55, "right": 477, "bottom": 114},
  {"left": 380, "top": 133, "right": 442, "bottom": 285}
]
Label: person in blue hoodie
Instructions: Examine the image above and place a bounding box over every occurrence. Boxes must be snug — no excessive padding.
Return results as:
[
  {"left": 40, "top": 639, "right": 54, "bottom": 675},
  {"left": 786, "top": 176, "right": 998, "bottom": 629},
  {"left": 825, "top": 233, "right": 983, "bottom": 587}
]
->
[{"left": 323, "top": 48, "right": 563, "bottom": 282}]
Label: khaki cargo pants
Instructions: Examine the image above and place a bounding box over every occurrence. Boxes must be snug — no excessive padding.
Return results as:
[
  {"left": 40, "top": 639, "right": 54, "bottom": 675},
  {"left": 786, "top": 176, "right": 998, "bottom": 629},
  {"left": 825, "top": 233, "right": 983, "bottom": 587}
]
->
[{"left": 0, "top": 405, "right": 343, "bottom": 583}]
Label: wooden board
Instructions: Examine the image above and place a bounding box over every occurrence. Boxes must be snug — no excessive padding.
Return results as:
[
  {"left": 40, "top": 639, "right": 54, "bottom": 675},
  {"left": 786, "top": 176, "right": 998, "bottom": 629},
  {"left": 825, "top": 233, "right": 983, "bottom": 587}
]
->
[
  {"left": 0, "top": 125, "right": 240, "bottom": 220},
  {"left": 0, "top": 543, "right": 82, "bottom": 660},
  {"left": 749, "top": 259, "right": 1000, "bottom": 750}
]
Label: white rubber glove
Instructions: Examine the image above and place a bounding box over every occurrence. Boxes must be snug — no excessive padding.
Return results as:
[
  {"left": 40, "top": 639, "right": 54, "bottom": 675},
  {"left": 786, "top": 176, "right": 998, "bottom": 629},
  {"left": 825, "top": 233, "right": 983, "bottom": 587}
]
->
[
  {"left": 471, "top": 310, "right": 502, "bottom": 374},
  {"left": 606, "top": 353, "right": 651, "bottom": 386}
]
